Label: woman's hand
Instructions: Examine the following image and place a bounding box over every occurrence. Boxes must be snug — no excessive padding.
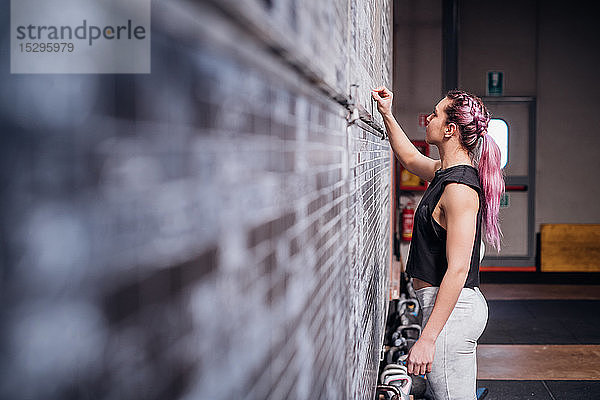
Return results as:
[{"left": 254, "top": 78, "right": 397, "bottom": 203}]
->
[
  {"left": 371, "top": 86, "right": 393, "bottom": 116},
  {"left": 406, "top": 336, "right": 435, "bottom": 375}
]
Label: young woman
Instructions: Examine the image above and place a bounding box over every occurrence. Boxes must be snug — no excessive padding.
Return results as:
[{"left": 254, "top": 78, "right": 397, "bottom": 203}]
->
[{"left": 372, "top": 86, "right": 504, "bottom": 400}]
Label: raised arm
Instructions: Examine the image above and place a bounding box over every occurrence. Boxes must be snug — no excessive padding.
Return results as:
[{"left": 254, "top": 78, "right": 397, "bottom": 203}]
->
[{"left": 372, "top": 86, "right": 441, "bottom": 181}]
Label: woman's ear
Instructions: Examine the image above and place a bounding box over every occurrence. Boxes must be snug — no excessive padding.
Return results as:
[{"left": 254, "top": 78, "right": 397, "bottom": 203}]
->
[{"left": 444, "top": 122, "right": 458, "bottom": 138}]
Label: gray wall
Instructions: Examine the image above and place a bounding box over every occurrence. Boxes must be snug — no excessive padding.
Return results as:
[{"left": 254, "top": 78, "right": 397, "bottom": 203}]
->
[
  {"left": 459, "top": 0, "right": 537, "bottom": 97},
  {"left": 393, "top": 0, "right": 443, "bottom": 264},
  {"left": 393, "top": 0, "right": 443, "bottom": 140},
  {"left": 459, "top": 0, "right": 600, "bottom": 231},
  {"left": 0, "top": 0, "right": 393, "bottom": 399},
  {"left": 535, "top": 1, "right": 600, "bottom": 227}
]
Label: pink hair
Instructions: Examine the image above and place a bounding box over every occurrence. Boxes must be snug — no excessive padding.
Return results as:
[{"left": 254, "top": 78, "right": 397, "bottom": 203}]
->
[{"left": 445, "top": 90, "right": 505, "bottom": 251}]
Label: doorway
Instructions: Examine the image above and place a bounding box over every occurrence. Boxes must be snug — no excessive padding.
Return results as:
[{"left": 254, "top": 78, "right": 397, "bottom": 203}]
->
[{"left": 481, "top": 97, "right": 536, "bottom": 270}]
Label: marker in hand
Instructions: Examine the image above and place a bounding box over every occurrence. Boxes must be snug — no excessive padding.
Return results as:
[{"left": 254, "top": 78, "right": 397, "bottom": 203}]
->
[{"left": 371, "top": 86, "right": 393, "bottom": 115}]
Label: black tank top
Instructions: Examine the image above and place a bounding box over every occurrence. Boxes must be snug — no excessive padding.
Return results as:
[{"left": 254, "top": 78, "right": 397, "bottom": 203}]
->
[{"left": 405, "top": 164, "right": 483, "bottom": 289}]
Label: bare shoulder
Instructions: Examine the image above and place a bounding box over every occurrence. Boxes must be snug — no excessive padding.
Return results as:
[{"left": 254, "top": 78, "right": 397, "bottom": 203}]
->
[{"left": 440, "top": 183, "right": 479, "bottom": 213}]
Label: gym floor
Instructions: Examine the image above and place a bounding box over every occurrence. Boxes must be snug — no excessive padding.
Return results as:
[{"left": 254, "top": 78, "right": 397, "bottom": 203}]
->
[{"left": 476, "top": 272, "right": 600, "bottom": 400}]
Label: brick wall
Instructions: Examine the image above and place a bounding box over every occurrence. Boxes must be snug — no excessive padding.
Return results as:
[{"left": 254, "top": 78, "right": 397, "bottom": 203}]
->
[{"left": 0, "top": 0, "right": 393, "bottom": 399}]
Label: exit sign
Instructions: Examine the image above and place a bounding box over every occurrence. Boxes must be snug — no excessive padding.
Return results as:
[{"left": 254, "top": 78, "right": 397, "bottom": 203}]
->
[
  {"left": 487, "top": 71, "right": 504, "bottom": 96},
  {"left": 500, "top": 193, "right": 510, "bottom": 208}
]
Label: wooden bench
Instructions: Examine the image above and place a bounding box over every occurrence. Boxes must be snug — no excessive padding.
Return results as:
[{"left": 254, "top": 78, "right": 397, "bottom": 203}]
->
[{"left": 541, "top": 224, "right": 600, "bottom": 272}]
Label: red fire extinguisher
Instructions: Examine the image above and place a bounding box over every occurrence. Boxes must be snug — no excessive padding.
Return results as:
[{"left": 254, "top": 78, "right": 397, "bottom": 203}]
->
[{"left": 402, "top": 200, "right": 416, "bottom": 241}]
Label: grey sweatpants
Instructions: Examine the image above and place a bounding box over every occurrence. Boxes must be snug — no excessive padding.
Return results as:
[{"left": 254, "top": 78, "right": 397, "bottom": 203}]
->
[{"left": 415, "top": 286, "right": 489, "bottom": 400}]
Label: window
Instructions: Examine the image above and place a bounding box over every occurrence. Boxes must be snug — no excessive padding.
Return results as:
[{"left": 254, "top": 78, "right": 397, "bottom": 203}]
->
[{"left": 488, "top": 118, "right": 508, "bottom": 168}]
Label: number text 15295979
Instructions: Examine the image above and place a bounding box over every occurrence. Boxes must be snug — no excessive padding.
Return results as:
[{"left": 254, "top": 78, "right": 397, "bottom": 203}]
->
[{"left": 19, "top": 42, "right": 74, "bottom": 52}]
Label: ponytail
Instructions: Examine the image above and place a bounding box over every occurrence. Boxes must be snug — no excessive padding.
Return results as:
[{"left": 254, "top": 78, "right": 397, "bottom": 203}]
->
[
  {"left": 445, "top": 90, "right": 505, "bottom": 251},
  {"left": 477, "top": 133, "right": 505, "bottom": 251}
]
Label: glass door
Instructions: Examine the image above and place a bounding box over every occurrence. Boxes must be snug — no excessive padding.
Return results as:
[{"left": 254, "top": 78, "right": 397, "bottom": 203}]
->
[{"left": 481, "top": 97, "right": 536, "bottom": 269}]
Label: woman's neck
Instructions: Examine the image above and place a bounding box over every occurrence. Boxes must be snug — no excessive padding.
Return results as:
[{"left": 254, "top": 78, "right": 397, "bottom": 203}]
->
[{"left": 438, "top": 146, "right": 472, "bottom": 170}]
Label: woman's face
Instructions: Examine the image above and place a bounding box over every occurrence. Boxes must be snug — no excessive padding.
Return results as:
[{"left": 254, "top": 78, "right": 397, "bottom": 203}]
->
[{"left": 425, "top": 97, "right": 450, "bottom": 144}]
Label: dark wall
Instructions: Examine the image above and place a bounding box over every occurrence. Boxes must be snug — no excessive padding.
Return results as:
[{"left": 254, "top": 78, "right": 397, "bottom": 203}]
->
[
  {"left": 535, "top": 0, "right": 600, "bottom": 226},
  {"left": 458, "top": 0, "right": 600, "bottom": 228},
  {"left": 0, "top": 0, "right": 394, "bottom": 399}
]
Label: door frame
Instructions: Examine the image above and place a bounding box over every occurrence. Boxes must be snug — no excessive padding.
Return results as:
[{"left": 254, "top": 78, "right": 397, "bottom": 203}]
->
[{"left": 481, "top": 96, "right": 537, "bottom": 269}]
